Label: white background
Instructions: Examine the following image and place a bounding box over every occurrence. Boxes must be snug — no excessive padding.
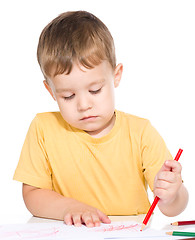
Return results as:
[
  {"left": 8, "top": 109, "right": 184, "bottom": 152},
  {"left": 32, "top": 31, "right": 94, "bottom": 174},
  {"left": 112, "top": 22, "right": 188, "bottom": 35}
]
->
[{"left": 0, "top": 0, "right": 194, "bottom": 223}]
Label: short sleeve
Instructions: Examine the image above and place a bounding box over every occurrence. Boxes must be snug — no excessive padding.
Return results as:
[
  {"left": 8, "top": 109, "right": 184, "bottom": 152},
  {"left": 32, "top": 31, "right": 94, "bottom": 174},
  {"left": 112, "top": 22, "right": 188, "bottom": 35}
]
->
[
  {"left": 141, "top": 121, "right": 172, "bottom": 191},
  {"left": 13, "top": 115, "right": 52, "bottom": 189}
]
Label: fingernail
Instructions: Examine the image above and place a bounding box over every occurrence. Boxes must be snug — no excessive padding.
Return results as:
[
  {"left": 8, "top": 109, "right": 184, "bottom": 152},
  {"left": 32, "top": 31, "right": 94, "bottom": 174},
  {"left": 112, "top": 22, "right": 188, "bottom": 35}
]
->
[
  {"left": 95, "top": 222, "right": 100, "bottom": 227},
  {"left": 75, "top": 223, "right": 81, "bottom": 227},
  {"left": 87, "top": 223, "right": 94, "bottom": 228}
]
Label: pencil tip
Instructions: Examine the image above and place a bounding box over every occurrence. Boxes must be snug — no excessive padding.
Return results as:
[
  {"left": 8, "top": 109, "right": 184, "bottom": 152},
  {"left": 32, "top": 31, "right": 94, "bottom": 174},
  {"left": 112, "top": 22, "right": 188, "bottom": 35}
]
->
[
  {"left": 140, "top": 224, "right": 145, "bottom": 231},
  {"left": 166, "top": 232, "right": 172, "bottom": 235},
  {"left": 171, "top": 222, "right": 178, "bottom": 226}
]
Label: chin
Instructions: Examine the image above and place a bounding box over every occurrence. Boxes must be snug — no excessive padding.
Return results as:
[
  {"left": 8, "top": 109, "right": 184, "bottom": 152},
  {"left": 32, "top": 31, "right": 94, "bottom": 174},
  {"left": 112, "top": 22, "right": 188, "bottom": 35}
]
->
[
  {"left": 83, "top": 126, "right": 101, "bottom": 133},
  {"left": 83, "top": 127, "right": 99, "bottom": 132}
]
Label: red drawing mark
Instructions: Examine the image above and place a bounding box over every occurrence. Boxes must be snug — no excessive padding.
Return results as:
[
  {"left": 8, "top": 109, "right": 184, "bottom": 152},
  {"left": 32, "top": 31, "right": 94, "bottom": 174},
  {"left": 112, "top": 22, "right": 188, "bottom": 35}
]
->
[
  {"left": 0, "top": 227, "right": 60, "bottom": 239},
  {"left": 95, "top": 224, "right": 139, "bottom": 232}
]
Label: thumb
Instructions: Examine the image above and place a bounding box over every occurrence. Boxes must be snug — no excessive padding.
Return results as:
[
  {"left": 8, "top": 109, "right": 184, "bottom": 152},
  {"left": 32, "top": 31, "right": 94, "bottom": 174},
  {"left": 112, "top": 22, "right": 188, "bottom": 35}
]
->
[
  {"left": 164, "top": 159, "right": 182, "bottom": 173},
  {"left": 160, "top": 160, "right": 173, "bottom": 172},
  {"left": 97, "top": 210, "right": 111, "bottom": 224}
]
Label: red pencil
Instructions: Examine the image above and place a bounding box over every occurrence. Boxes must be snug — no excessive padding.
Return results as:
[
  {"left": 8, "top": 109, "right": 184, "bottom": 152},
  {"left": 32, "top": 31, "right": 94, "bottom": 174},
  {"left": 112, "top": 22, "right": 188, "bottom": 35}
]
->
[
  {"left": 171, "top": 221, "right": 195, "bottom": 226},
  {"left": 140, "top": 148, "right": 183, "bottom": 231}
]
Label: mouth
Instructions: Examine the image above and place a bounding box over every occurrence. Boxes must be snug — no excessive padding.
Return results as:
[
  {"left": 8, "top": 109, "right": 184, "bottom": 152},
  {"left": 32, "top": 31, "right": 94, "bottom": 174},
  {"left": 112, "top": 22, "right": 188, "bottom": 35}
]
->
[{"left": 80, "top": 116, "right": 97, "bottom": 121}]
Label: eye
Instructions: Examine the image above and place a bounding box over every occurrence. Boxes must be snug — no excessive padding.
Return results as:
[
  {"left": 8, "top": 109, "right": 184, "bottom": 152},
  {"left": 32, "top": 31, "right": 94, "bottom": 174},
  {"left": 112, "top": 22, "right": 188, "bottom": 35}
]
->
[
  {"left": 63, "top": 94, "right": 75, "bottom": 100},
  {"left": 89, "top": 88, "right": 102, "bottom": 94}
]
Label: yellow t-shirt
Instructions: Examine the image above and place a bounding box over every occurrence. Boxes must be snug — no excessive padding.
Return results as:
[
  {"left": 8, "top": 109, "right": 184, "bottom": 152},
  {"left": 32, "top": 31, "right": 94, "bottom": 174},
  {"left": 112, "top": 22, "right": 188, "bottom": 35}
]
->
[{"left": 13, "top": 110, "right": 172, "bottom": 215}]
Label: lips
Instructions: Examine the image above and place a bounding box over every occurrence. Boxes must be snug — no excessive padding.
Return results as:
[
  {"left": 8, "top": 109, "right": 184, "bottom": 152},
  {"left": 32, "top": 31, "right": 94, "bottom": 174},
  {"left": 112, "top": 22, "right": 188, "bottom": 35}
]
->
[{"left": 80, "top": 116, "right": 97, "bottom": 121}]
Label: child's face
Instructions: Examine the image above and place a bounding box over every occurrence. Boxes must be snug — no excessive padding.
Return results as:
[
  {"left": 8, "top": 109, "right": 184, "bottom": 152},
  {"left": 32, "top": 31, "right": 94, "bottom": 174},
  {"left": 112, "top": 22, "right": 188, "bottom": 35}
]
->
[{"left": 45, "top": 61, "right": 123, "bottom": 137}]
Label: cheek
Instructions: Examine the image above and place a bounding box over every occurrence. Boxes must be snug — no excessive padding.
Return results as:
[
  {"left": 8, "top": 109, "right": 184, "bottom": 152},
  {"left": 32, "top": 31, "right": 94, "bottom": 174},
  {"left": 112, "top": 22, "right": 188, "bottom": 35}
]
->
[
  {"left": 97, "top": 87, "right": 115, "bottom": 110},
  {"left": 102, "top": 86, "right": 115, "bottom": 103},
  {"left": 56, "top": 98, "right": 64, "bottom": 111},
  {"left": 56, "top": 99, "right": 74, "bottom": 117}
]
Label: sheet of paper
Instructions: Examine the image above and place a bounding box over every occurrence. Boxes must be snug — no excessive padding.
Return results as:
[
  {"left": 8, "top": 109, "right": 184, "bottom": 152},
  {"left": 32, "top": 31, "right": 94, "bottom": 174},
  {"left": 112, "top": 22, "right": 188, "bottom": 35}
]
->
[{"left": 0, "top": 221, "right": 189, "bottom": 239}]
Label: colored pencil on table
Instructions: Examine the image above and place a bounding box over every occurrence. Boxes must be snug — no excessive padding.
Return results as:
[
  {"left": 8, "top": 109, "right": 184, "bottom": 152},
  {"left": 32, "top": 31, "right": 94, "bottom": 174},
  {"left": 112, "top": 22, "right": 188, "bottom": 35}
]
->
[
  {"left": 171, "top": 220, "right": 195, "bottom": 226},
  {"left": 178, "top": 238, "right": 195, "bottom": 240},
  {"left": 179, "top": 238, "right": 195, "bottom": 240},
  {"left": 140, "top": 148, "right": 183, "bottom": 231},
  {"left": 166, "top": 231, "right": 195, "bottom": 237}
]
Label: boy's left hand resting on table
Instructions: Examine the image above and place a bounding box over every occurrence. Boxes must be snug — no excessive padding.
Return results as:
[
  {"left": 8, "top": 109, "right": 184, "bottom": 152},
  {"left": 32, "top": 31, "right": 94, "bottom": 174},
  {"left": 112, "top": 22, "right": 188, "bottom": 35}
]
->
[{"left": 153, "top": 160, "right": 188, "bottom": 216}]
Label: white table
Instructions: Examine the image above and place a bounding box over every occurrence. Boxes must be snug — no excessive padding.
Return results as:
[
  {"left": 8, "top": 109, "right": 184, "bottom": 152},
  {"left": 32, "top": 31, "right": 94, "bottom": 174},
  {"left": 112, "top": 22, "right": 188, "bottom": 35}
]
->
[{"left": 1, "top": 206, "right": 194, "bottom": 235}]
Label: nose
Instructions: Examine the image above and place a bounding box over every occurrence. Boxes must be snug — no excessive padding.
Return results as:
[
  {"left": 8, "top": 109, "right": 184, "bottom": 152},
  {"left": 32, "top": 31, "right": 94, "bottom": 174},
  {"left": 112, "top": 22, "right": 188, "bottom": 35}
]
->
[{"left": 77, "top": 94, "right": 92, "bottom": 112}]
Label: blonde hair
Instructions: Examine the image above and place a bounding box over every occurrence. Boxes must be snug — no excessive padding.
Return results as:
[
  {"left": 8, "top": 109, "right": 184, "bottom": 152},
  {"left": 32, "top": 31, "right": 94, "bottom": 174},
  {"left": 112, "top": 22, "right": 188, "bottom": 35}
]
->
[{"left": 37, "top": 11, "right": 116, "bottom": 80}]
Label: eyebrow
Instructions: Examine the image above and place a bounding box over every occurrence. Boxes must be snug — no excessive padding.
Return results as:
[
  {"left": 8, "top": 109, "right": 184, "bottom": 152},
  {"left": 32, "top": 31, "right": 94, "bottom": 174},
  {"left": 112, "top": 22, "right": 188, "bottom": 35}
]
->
[
  {"left": 56, "top": 88, "right": 73, "bottom": 93},
  {"left": 88, "top": 78, "right": 105, "bottom": 87},
  {"left": 55, "top": 79, "right": 105, "bottom": 93}
]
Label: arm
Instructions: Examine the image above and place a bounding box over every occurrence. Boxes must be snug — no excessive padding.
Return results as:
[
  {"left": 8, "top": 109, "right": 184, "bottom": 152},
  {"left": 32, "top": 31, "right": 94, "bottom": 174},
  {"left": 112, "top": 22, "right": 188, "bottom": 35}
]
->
[
  {"left": 23, "top": 184, "right": 111, "bottom": 227},
  {"left": 153, "top": 160, "right": 189, "bottom": 216}
]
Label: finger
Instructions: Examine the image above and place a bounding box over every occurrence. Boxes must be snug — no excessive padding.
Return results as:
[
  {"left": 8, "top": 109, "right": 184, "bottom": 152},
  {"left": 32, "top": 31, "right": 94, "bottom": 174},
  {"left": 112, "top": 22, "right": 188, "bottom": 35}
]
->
[
  {"left": 155, "top": 179, "right": 170, "bottom": 189},
  {"left": 91, "top": 214, "right": 101, "bottom": 227},
  {"left": 64, "top": 213, "right": 73, "bottom": 226},
  {"left": 97, "top": 209, "right": 111, "bottom": 224},
  {"left": 164, "top": 160, "right": 182, "bottom": 173},
  {"left": 81, "top": 213, "right": 94, "bottom": 228},
  {"left": 157, "top": 171, "right": 176, "bottom": 183},
  {"left": 72, "top": 214, "right": 82, "bottom": 227},
  {"left": 154, "top": 188, "right": 169, "bottom": 201}
]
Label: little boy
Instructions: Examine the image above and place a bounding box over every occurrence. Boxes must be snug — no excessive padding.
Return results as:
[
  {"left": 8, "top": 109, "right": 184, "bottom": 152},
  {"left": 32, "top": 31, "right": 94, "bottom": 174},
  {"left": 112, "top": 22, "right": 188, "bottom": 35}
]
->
[{"left": 14, "top": 11, "right": 188, "bottom": 228}]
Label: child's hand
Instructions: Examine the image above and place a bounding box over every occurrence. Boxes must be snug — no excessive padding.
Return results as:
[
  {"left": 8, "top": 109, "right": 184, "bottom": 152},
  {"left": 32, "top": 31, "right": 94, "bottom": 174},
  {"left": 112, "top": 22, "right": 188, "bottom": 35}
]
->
[
  {"left": 63, "top": 199, "right": 111, "bottom": 227},
  {"left": 153, "top": 160, "right": 183, "bottom": 205}
]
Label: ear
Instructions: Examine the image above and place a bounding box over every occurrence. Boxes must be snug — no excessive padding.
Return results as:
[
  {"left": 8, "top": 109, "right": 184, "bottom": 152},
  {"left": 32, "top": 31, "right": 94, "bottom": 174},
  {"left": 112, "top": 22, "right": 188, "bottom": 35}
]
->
[
  {"left": 114, "top": 63, "right": 123, "bottom": 88},
  {"left": 43, "top": 80, "right": 56, "bottom": 101}
]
